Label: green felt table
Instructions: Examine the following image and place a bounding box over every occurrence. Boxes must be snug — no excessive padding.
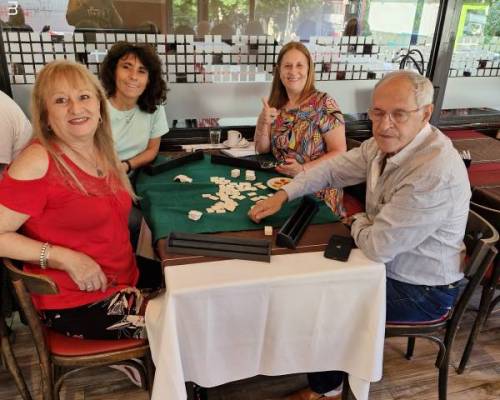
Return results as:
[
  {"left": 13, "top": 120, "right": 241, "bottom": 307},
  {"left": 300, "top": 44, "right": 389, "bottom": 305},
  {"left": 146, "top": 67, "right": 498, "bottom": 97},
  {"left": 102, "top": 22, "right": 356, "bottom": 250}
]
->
[{"left": 135, "top": 153, "right": 340, "bottom": 242}]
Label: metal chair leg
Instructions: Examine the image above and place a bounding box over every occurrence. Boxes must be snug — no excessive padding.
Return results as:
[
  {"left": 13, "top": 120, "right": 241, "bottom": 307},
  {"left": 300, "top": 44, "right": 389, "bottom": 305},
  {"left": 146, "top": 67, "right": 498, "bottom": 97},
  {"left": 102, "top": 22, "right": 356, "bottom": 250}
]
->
[
  {"left": 438, "top": 354, "right": 449, "bottom": 400},
  {"left": 458, "top": 281, "right": 496, "bottom": 374},
  {"left": 486, "top": 293, "right": 499, "bottom": 322},
  {"left": 405, "top": 337, "right": 416, "bottom": 360}
]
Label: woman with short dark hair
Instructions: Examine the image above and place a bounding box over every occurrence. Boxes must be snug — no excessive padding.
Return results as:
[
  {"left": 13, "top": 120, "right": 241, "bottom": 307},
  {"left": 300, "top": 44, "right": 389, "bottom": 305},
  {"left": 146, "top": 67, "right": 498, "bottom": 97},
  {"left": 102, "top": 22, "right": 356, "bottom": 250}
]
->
[
  {"left": 100, "top": 42, "right": 169, "bottom": 248},
  {"left": 100, "top": 41, "right": 168, "bottom": 172}
]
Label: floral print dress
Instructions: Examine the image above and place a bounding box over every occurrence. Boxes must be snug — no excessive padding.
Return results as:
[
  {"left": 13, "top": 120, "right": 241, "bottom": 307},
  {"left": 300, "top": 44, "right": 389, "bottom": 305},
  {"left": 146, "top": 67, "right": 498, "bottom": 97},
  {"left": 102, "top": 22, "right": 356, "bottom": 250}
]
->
[{"left": 270, "top": 91, "right": 346, "bottom": 216}]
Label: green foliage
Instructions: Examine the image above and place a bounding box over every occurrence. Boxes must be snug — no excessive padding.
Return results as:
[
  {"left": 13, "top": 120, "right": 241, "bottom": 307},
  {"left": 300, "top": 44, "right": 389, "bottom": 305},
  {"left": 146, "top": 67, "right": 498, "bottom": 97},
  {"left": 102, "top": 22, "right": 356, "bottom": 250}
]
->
[
  {"left": 255, "top": 0, "right": 328, "bottom": 37},
  {"left": 209, "top": 0, "right": 248, "bottom": 25},
  {"left": 484, "top": 1, "right": 500, "bottom": 37},
  {"left": 173, "top": 0, "right": 197, "bottom": 27}
]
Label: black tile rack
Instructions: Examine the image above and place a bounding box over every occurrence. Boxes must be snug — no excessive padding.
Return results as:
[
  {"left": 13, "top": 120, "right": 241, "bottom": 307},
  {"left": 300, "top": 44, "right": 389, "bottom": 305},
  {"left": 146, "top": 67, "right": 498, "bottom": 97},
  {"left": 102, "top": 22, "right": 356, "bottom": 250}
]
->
[
  {"left": 211, "top": 153, "right": 271, "bottom": 172},
  {"left": 143, "top": 150, "right": 204, "bottom": 175},
  {"left": 276, "top": 196, "right": 319, "bottom": 249},
  {"left": 166, "top": 232, "right": 271, "bottom": 262}
]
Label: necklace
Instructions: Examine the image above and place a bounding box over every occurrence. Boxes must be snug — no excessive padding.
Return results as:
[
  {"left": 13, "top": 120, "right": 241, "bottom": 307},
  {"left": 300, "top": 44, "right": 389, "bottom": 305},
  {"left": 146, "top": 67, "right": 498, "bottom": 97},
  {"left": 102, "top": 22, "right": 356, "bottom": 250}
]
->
[
  {"left": 67, "top": 146, "right": 104, "bottom": 177},
  {"left": 123, "top": 108, "right": 136, "bottom": 124},
  {"left": 110, "top": 98, "right": 136, "bottom": 124},
  {"left": 83, "top": 151, "right": 104, "bottom": 177}
]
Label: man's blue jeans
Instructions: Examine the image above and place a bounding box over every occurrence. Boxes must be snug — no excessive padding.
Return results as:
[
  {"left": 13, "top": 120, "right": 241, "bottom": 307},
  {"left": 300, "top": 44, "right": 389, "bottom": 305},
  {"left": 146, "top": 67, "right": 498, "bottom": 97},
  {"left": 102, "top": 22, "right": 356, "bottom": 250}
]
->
[{"left": 307, "top": 277, "right": 461, "bottom": 394}]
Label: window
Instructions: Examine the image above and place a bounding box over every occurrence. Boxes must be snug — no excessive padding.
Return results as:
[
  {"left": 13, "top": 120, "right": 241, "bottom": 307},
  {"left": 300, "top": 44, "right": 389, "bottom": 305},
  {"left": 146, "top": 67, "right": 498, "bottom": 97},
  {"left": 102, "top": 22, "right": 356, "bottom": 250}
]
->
[{"left": 442, "top": 0, "right": 499, "bottom": 121}]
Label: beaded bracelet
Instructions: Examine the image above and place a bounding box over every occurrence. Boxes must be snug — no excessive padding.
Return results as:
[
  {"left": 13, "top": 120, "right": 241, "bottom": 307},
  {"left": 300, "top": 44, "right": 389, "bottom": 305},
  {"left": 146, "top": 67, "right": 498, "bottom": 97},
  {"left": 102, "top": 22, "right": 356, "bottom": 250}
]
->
[{"left": 40, "top": 242, "right": 51, "bottom": 269}]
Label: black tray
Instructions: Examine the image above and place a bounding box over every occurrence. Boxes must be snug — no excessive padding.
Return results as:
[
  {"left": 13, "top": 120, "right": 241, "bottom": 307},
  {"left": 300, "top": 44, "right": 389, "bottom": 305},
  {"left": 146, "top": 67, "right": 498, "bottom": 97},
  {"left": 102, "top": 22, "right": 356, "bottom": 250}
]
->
[
  {"left": 143, "top": 150, "right": 204, "bottom": 175},
  {"left": 276, "top": 196, "right": 319, "bottom": 249},
  {"left": 211, "top": 153, "right": 275, "bottom": 172},
  {"left": 166, "top": 232, "right": 271, "bottom": 262}
]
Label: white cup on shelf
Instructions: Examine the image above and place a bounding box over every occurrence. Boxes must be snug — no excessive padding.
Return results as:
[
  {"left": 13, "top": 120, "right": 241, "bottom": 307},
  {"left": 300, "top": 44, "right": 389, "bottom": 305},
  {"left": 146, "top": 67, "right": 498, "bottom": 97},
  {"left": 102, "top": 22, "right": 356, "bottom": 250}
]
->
[{"left": 227, "top": 130, "right": 242, "bottom": 147}]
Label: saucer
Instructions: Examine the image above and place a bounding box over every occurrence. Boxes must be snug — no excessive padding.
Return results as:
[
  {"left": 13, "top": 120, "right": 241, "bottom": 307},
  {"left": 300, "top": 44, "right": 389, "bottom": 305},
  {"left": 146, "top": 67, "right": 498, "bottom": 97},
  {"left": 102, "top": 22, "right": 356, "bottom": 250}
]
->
[{"left": 223, "top": 139, "right": 250, "bottom": 148}]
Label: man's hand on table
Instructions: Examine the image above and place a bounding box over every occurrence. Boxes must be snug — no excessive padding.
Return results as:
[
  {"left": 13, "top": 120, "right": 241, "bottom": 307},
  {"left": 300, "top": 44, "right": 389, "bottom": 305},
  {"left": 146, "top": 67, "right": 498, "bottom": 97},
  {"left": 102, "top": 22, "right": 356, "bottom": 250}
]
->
[{"left": 248, "top": 190, "right": 288, "bottom": 223}]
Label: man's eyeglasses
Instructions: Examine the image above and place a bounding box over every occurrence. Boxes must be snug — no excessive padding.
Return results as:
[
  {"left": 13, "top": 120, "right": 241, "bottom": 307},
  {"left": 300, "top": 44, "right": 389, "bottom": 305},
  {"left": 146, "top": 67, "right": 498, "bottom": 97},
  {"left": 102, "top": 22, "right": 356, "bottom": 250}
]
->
[{"left": 368, "top": 107, "right": 423, "bottom": 124}]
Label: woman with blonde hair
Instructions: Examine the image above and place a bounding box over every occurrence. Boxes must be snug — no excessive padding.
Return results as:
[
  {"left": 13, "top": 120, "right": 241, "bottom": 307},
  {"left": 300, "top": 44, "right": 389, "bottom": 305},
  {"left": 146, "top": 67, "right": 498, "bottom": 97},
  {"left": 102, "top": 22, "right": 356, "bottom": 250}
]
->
[
  {"left": 254, "top": 41, "right": 347, "bottom": 216},
  {"left": 0, "top": 60, "right": 159, "bottom": 341}
]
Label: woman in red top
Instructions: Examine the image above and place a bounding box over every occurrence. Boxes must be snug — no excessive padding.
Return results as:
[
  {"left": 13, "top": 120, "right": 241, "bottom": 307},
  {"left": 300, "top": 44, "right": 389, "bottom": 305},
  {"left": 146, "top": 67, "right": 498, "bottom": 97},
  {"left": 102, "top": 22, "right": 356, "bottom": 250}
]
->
[{"left": 0, "top": 60, "right": 157, "bottom": 340}]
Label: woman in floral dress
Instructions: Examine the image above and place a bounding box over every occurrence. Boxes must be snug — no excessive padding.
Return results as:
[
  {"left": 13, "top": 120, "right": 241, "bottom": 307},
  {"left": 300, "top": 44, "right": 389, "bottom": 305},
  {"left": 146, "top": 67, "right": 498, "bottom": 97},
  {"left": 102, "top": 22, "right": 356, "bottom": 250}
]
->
[{"left": 254, "top": 41, "right": 347, "bottom": 216}]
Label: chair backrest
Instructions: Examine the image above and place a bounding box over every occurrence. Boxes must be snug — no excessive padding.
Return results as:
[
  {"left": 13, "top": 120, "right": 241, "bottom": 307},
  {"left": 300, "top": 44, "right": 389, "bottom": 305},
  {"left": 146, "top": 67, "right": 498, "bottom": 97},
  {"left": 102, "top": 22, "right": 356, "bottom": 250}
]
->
[
  {"left": 445, "top": 211, "right": 498, "bottom": 343},
  {"left": 463, "top": 209, "right": 499, "bottom": 279},
  {"left": 4, "top": 259, "right": 58, "bottom": 296},
  {"left": 471, "top": 188, "right": 500, "bottom": 210},
  {"left": 470, "top": 201, "right": 500, "bottom": 238},
  {"left": 3, "top": 258, "right": 58, "bottom": 335},
  {"left": 435, "top": 210, "right": 499, "bottom": 325},
  {"left": 470, "top": 200, "right": 500, "bottom": 287},
  {"left": 3, "top": 258, "right": 58, "bottom": 398}
]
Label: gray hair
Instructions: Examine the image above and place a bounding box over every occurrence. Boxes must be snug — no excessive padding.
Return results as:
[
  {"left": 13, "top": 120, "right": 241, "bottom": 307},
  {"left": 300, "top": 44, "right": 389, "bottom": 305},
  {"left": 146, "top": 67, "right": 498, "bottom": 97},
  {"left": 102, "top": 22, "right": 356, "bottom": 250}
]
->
[{"left": 374, "top": 70, "right": 434, "bottom": 107}]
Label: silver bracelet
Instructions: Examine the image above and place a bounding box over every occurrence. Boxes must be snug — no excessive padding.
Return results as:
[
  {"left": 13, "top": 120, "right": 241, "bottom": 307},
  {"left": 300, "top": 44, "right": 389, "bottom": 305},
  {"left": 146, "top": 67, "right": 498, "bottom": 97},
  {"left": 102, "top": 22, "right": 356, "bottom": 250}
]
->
[{"left": 40, "top": 242, "right": 51, "bottom": 269}]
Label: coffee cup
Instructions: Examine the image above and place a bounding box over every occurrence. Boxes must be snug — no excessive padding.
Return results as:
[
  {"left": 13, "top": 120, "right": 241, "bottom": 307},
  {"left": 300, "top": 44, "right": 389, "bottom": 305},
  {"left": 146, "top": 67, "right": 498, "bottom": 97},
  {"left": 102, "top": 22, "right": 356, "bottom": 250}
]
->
[{"left": 227, "top": 130, "right": 242, "bottom": 147}]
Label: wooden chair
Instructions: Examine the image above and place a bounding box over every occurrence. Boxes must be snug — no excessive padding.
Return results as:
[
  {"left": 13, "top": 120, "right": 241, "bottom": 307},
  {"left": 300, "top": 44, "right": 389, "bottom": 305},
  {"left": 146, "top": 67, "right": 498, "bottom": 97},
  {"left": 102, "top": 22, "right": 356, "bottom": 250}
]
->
[
  {"left": 1, "top": 313, "right": 32, "bottom": 400},
  {"left": 457, "top": 200, "right": 500, "bottom": 374},
  {"left": 385, "top": 209, "right": 498, "bottom": 400},
  {"left": 1, "top": 262, "right": 32, "bottom": 399},
  {"left": 3, "top": 258, "right": 154, "bottom": 400}
]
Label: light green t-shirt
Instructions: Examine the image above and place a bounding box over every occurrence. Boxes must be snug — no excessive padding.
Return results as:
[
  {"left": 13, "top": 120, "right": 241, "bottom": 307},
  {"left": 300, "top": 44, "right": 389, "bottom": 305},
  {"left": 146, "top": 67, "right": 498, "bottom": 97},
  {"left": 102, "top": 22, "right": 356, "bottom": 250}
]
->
[{"left": 109, "top": 101, "right": 169, "bottom": 161}]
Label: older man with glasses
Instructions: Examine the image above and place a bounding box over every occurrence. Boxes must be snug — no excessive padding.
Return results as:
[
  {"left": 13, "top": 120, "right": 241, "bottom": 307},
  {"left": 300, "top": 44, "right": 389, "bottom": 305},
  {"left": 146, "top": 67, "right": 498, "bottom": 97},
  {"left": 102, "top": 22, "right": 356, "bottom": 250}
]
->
[{"left": 249, "top": 70, "right": 471, "bottom": 400}]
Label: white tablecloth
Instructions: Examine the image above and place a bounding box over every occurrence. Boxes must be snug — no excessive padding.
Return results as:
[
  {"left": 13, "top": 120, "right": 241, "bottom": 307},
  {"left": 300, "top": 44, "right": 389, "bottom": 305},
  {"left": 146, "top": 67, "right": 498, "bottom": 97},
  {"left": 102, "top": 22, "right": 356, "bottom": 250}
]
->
[{"left": 146, "top": 250, "right": 386, "bottom": 400}]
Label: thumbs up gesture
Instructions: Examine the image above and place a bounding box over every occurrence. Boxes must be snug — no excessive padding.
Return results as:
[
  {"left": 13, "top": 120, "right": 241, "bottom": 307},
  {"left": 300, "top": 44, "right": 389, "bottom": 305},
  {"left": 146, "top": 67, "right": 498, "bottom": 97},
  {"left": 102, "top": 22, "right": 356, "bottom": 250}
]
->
[{"left": 260, "top": 98, "right": 278, "bottom": 125}]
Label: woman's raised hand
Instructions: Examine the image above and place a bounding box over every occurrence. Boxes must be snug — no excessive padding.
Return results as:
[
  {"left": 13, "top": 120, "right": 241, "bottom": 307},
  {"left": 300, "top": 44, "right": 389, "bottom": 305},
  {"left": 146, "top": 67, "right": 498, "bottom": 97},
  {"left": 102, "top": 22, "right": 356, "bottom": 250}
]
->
[{"left": 260, "top": 98, "right": 278, "bottom": 125}]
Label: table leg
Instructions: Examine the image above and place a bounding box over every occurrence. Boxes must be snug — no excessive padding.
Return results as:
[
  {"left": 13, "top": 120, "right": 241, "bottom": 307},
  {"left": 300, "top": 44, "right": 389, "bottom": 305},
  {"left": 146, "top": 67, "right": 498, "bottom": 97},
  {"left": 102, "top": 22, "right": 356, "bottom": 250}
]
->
[
  {"left": 193, "top": 383, "right": 208, "bottom": 400},
  {"left": 341, "top": 373, "right": 354, "bottom": 400}
]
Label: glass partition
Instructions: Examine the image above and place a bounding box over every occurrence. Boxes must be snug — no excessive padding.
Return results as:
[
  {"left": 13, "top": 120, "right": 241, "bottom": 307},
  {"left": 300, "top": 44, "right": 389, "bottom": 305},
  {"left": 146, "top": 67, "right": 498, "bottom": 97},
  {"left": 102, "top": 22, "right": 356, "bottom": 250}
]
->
[
  {"left": 0, "top": 0, "right": 445, "bottom": 128},
  {"left": 441, "top": 0, "right": 500, "bottom": 125}
]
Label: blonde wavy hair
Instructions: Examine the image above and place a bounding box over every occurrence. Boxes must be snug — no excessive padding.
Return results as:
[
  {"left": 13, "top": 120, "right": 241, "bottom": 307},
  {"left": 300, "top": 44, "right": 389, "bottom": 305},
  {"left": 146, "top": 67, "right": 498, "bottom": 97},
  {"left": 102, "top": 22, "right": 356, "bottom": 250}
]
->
[
  {"left": 268, "top": 41, "right": 316, "bottom": 109},
  {"left": 31, "top": 60, "right": 135, "bottom": 198}
]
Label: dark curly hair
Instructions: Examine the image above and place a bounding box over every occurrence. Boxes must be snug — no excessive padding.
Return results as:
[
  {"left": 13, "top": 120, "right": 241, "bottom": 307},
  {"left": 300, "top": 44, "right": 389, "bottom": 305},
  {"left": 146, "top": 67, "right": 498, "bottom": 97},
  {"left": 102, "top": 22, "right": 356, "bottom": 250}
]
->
[{"left": 100, "top": 42, "right": 167, "bottom": 113}]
